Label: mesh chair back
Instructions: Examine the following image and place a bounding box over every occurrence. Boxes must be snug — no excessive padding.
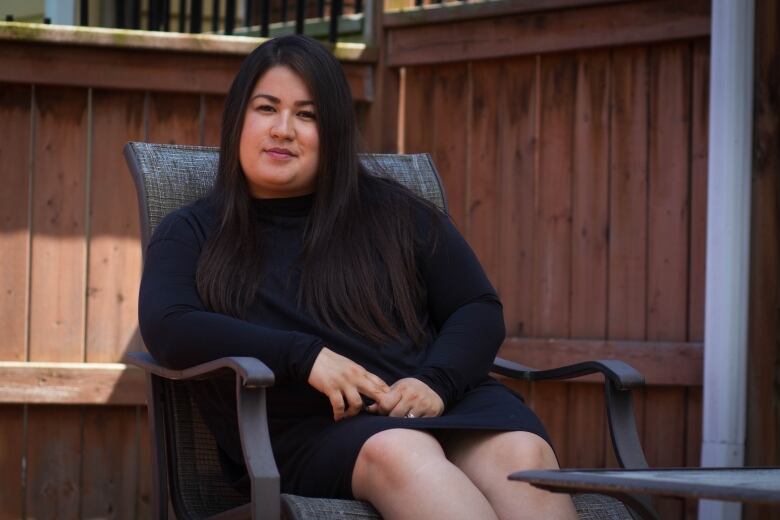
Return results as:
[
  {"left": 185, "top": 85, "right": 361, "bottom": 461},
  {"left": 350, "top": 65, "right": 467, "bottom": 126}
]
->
[{"left": 124, "top": 142, "right": 447, "bottom": 251}]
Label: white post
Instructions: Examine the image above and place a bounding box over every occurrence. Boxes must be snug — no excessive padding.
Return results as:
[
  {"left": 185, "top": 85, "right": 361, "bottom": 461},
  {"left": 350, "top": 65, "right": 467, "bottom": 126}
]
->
[
  {"left": 44, "top": 0, "right": 77, "bottom": 25},
  {"left": 700, "top": 0, "right": 755, "bottom": 519}
]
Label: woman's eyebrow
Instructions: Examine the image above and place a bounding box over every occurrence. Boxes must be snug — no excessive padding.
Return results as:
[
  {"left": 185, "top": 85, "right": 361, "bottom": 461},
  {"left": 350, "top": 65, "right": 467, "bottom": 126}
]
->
[{"left": 250, "top": 93, "right": 314, "bottom": 107}]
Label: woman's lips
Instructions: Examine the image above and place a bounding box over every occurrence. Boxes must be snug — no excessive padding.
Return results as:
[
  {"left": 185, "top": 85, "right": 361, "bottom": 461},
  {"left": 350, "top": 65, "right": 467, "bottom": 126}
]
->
[{"left": 265, "top": 149, "right": 296, "bottom": 160}]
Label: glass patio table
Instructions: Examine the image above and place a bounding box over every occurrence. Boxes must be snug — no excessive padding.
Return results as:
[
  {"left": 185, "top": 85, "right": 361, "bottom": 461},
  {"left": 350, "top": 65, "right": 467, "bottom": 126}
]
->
[{"left": 510, "top": 467, "right": 780, "bottom": 520}]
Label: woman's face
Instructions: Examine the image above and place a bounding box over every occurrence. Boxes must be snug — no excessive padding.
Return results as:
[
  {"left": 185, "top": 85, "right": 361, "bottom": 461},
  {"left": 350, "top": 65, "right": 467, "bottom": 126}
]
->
[{"left": 239, "top": 65, "right": 319, "bottom": 198}]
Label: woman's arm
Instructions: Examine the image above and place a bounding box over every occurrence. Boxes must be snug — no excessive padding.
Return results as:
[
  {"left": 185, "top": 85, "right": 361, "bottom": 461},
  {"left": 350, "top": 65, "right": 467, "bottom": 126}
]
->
[
  {"left": 138, "top": 210, "right": 325, "bottom": 383},
  {"left": 411, "top": 210, "right": 506, "bottom": 408}
]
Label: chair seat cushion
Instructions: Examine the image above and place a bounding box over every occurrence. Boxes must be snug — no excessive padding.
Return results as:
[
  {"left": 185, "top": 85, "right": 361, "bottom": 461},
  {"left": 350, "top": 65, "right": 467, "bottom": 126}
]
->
[{"left": 280, "top": 492, "right": 633, "bottom": 520}]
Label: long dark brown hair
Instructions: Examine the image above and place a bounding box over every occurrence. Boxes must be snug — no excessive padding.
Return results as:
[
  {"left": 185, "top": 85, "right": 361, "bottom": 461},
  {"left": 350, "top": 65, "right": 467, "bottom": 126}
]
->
[{"left": 196, "top": 35, "right": 440, "bottom": 346}]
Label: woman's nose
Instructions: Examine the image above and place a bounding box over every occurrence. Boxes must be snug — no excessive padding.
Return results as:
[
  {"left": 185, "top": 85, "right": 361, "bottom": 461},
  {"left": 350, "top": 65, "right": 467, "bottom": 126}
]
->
[{"left": 271, "top": 113, "right": 294, "bottom": 139}]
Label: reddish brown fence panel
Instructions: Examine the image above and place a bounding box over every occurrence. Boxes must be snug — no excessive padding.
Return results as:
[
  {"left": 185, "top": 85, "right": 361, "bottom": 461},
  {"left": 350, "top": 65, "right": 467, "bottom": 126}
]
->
[
  {"left": 87, "top": 90, "right": 146, "bottom": 364},
  {"left": 0, "top": 84, "right": 30, "bottom": 363},
  {"left": 397, "top": 21, "right": 710, "bottom": 518}
]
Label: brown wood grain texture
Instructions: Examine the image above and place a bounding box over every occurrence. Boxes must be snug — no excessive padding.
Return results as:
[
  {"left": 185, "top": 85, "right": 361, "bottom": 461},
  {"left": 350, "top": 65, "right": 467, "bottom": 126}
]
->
[
  {"left": 202, "top": 94, "right": 226, "bottom": 146},
  {"left": 0, "top": 363, "right": 146, "bottom": 405},
  {"left": 401, "top": 67, "right": 434, "bottom": 153},
  {"left": 0, "top": 42, "right": 374, "bottom": 102},
  {"left": 29, "top": 86, "right": 88, "bottom": 363},
  {"left": 147, "top": 92, "right": 202, "bottom": 145},
  {"left": 430, "top": 63, "right": 468, "bottom": 228},
  {"left": 25, "top": 406, "right": 82, "bottom": 518},
  {"left": 81, "top": 406, "right": 139, "bottom": 519},
  {"left": 0, "top": 84, "right": 31, "bottom": 362},
  {"left": 647, "top": 42, "right": 691, "bottom": 341},
  {"left": 643, "top": 386, "right": 686, "bottom": 519},
  {"left": 643, "top": 44, "right": 691, "bottom": 520},
  {"left": 568, "top": 66, "right": 611, "bottom": 464},
  {"left": 533, "top": 53, "right": 575, "bottom": 337},
  {"left": 137, "top": 408, "right": 153, "bottom": 518},
  {"left": 570, "top": 50, "right": 610, "bottom": 339},
  {"left": 684, "top": 386, "right": 702, "bottom": 520},
  {"left": 608, "top": 46, "right": 649, "bottom": 341},
  {"left": 386, "top": 0, "right": 710, "bottom": 66},
  {"left": 466, "top": 61, "right": 501, "bottom": 287},
  {"left": 746, "top": 2, "right": 780, "bottom": 518},
  {"left": 529, "top": 54, "right": 576, "bottom": 462},
  {"left": 688, "top": 40, "right": 709, "bottom": 343},
  {"left": 566, "top": 383, "right": 606, "bottom": 468},
  {"left": 528, "top": 381, "right": 570, "bottom": 466},
  {"left": 564, "top": 52, "right": 609, "bottom": 467},
  {"left": 0, "top": 406, "right": 24, "bottom": 518},
  {"left": 87, "top": 90, "right": 145, "bottom": 364},
  {"left": 497, "top": 57, "right": 537, "bottom": 337},
  {"left": 498, "top": 337, "right": 702, "bottom": 386}
]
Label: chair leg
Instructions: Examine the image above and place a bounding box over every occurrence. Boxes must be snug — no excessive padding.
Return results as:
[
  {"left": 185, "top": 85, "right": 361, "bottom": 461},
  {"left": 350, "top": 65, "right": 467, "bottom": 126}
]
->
[{"left": 148, "top": 374, "right": 170, "bottom": 520}]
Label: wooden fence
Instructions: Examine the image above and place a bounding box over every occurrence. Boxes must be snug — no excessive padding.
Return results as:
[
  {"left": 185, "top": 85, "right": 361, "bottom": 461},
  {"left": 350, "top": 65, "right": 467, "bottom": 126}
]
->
[
  {"left": 2, "top": 1, "right": 776, "bottom": 519},
  {"left": 0, "top": 28, "right": 373, "bottom": 518},
  {"left": 387, "top": 1, "right": 710, "bottom": 518}
]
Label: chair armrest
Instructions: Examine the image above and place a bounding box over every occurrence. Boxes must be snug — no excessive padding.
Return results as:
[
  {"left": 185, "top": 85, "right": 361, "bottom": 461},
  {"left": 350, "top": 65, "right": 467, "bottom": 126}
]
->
[
  {"left": 125, "top": 351, "right": 275, "bottom": 388},
  {"left": 491, "top": 357, "right": 644, "bottom": 390}
]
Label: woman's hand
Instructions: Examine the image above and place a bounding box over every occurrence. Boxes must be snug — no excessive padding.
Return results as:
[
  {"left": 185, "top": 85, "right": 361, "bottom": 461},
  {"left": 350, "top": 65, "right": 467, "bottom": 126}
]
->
[
  {"left": 307, "top": 347, "right": 391, "bottom": 421},
  {"left": 367, "top": 377, "right": 445, "bottom": 418}
]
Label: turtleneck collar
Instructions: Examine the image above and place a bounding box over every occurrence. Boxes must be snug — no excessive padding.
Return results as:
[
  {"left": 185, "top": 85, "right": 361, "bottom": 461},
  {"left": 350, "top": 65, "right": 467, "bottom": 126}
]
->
[{"left": 251, "top": 193, "right": 314, "bottom": 218}]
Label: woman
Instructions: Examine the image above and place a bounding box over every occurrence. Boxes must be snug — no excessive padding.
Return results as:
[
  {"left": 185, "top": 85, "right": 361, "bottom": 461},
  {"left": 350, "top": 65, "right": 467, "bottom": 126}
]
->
[{"left": 139, "top": 34, "right": 577, "bottom": 519}]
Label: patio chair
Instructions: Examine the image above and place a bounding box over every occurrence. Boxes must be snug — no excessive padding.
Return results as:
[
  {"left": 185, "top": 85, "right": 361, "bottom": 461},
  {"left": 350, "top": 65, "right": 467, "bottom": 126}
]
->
[{"left": 123, "top": 141, "right": 658, "bottom": 520}]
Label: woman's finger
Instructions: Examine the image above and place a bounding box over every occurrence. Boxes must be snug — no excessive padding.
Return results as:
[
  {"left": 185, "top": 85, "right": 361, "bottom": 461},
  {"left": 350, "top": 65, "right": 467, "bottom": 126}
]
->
[
  {"left": 328, "top": 390, "right": 347, "bottom": 421},
  {"left": 344, "top": 387, "right": 364, "bottom": 418}
]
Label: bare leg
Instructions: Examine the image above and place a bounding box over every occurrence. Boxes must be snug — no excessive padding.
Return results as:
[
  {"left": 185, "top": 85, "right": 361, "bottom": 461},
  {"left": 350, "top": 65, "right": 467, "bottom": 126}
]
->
[
  {"left": 352, "top": 429, "right": 499, "bottom": 520},
  {"left": 444, "top": 431, "right": 578, "bottom": 520}
]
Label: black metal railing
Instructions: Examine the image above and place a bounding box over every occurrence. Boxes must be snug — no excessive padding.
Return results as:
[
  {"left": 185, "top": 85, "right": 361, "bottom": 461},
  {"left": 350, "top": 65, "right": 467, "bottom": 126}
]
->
[
  {"left": 106, "top": 0, "right": 361, "bottom": 43},
  {"left": 2, "top": 0, "right": 364, "bottom": 43}
]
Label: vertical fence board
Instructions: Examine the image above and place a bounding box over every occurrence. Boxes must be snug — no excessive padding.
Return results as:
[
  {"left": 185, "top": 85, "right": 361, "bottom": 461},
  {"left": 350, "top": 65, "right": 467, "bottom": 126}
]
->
[
  {"left": 684, "top": 386, "right": 702, "bottom": 519},
  {"left": 647, "top": 42, "right": 690, "bottom": 342},
  {"left": 147, "top": 93, "right": 202, "bottom": 145},
  {"left": 0, "top": 406, "right": 24, "bottom": 518},
  {"left": 0, "top": 84, "right": 31, "bottom": 362},
  {"left": 497, "top": 57, "right": 536, "bottom": 337},
  {"left": 644, "top": 43, "right": 691, "bottom": 520},
  {"left": 25, "top": 406, "right": 82, "bottom": 518},
  {"left": 566, "top": 51, "right": 610, "bottom": 468},
  {"left": 528, "top": 381, "right": 570, "bottom": 465},
  {"left": 202, "top": 95, "right": 225, "bottom": 147},
  {"left": 607, "top": 47, "right": 648, "bottom": 341},
  {"left": 688, "top": 39, "right": 709, "bottom": 343},
  {"left": 747, "top": 2, "right": 780, "bottom": 519},
  {"left": 137, "top": 408, "right": 153, "bottom": 518},
  {"left": 570, "top": 50, "right": 610, "bottom": 338},
  {"left": 87, "top": 90, "right": 145, "bottom": 363},
  {"left": 533, "top": 54, "right": 575, "bottom": 337},
  {"left": 643, "top": 387, "right": 686, "bottom": 518},
  {"left": 430, "top": 64, "right": 468, "bottom": 228},
  {"left": 29, "top": 86, "right": 88, "bottom": 362},
  {"left": 467, "top": 61, "right": 501, "bottom": 286},
  {"left": 530, "top": 54, "right": 577, "bottom": 463},
  {"left": 81, "top": 407, "right": 138, "bottom": 519}
]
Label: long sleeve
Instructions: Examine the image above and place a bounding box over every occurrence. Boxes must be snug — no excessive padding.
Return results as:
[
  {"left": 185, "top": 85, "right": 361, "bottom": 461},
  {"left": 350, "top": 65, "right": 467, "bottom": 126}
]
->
[
  {"left": 411, "top": 210, "right": 505, "bottom": 408},
  {"left": 138, "top": 208, "right": 325, "bottom": 383}
]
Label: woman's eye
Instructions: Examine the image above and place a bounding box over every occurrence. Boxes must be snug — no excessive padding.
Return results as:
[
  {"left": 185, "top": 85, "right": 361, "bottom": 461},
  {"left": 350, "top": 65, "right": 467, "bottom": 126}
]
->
[
  {"left": 257, "top": 104, "right": 275, "bottom": 112},
  {"left": 298, "top": 111, "right": 316, "bottom": 120}
]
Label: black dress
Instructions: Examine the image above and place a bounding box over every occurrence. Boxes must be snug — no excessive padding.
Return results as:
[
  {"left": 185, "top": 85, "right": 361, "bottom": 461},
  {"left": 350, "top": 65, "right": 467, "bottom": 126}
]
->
[{"left": 138, "top": 190, "right": 550, "bottom": 499}]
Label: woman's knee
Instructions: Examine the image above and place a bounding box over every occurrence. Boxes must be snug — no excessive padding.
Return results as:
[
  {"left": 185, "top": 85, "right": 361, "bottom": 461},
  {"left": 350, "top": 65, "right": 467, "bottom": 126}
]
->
[
  {"left": 354, "top": 429, "right": 444, "bottom": 489},
  {"left": 493, "top": 432, "right": 559, "bottom": 471}
]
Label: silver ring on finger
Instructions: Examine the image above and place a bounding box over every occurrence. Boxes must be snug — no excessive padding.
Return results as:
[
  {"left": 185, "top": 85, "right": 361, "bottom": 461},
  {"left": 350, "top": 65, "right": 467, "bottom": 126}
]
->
[{"left": 405, "top": 411, "right": 416, "bottom": 419}]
